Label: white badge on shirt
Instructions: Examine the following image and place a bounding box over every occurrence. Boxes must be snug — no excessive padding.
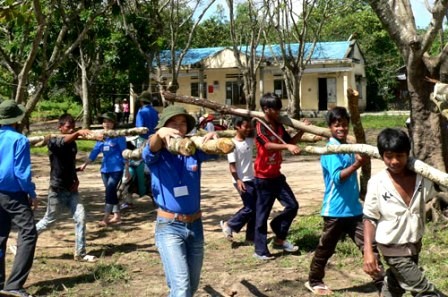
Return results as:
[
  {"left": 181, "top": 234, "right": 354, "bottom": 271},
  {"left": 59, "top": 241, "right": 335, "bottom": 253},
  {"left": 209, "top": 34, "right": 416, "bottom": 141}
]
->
[
  {"left": 174, "top": 186, "right": 189, "bottom": 197},
  {"left": 103, "top": 146, "right": 110, "bottom": 151}
]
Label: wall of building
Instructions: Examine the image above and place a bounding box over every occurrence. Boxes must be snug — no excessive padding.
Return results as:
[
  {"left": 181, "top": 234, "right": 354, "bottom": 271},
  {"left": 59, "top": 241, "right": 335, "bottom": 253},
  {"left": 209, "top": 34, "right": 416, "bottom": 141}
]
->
[{"left": 164, "top": 62, "right": 366, "bottom": 114}]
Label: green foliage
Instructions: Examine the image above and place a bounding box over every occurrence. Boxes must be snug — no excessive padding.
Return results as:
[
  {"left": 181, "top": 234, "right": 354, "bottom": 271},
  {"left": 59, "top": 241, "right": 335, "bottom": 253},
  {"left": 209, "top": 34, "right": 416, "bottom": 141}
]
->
[
  {"left": 318, "top": 1, "right": 402, "bottom": 111},
  {"left": 32, "top": 97, "right": 83, "bottom": 121}
]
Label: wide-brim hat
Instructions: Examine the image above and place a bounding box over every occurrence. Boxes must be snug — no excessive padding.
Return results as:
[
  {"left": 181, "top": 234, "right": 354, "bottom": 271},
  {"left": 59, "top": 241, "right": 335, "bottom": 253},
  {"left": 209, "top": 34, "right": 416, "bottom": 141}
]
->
[
  {"left": 138, "top": 91, "right": 153, "bottom": 103},
  {"left": 0, "top": 100, "right": 26, "bottom": 125},
  {"left": 156, "top": 105, "right": 196, "bottom": 133},
  {"left": 100, "top": 111, "right": 117, "bottom": 123}
]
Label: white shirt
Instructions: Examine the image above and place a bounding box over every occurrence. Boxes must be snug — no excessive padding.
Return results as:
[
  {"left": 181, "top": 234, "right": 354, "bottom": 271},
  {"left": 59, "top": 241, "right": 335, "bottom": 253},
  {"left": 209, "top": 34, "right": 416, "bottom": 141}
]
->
[
  {"left": 227, "top": 137, "right": 254, "bottom": 183},
  {"left": 363, "top": 170, "right": 434, "bottom": 245}
]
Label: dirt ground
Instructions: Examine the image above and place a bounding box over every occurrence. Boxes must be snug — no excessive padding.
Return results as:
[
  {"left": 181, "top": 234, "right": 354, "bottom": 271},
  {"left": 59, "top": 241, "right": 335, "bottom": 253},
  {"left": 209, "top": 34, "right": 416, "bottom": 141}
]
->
[{"left": 6, "top": 151, "right": 386, "bottom": 297}]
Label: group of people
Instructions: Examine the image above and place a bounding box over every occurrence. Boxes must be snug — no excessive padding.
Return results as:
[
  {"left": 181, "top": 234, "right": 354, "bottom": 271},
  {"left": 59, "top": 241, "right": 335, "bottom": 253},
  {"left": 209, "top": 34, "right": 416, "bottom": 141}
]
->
[
  {"left": 0, "top": 90, "right": 444, "bottom": 297},
  {"left": 113, "top": 98, "right": 131, "bottom": 124}
]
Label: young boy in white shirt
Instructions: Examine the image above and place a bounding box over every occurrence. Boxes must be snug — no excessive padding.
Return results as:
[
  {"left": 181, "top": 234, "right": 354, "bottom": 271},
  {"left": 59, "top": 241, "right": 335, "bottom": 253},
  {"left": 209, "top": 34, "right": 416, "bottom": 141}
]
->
[
  {"left": 363, "top": 128, "right": 442, "bottom": 297},
  {"left": 220, "top": 117, "right": 256, "bottom": 243}
]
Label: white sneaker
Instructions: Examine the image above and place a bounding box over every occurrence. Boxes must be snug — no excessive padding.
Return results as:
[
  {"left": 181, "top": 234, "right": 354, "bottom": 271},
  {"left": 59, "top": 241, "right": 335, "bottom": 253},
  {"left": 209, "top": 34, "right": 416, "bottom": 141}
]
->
[
  {"left": 8, "top": 244, "right": 17, "bottom": 256},
  {"left": 220, "top": 220, "right": 233, "bottom": 241},
  {"left": 273, "top": 240, "right": 298, "bottom": 252}
]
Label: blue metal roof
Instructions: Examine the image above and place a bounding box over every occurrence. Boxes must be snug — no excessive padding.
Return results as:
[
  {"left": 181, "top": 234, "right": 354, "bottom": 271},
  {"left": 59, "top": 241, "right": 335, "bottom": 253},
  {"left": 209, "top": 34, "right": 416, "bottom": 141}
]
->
[{"left": 158, "top": 41, "right": 352, "bottom": 66}]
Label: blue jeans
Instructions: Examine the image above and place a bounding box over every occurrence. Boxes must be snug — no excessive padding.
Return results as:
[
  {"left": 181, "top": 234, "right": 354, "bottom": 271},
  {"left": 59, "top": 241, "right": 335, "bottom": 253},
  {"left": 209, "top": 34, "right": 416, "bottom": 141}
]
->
[
  {"left": 36, "top": 189, "right": 86, "bottom": 257},
  {"left": 254, "top": 175, "right": 299, "bottom": 256},
  {"left": 155, "top": 217, "right": 204, "bottom": 297},
  {"left": 101, "top": 171, "right": 123, "bottom": 213}
]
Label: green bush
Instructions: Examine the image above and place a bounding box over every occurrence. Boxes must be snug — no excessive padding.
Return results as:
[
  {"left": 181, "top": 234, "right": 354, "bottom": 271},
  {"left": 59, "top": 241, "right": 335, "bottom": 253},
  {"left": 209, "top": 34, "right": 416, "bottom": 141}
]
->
[{"left": 32, "top": 98, "right": 83, "bottom": 121}]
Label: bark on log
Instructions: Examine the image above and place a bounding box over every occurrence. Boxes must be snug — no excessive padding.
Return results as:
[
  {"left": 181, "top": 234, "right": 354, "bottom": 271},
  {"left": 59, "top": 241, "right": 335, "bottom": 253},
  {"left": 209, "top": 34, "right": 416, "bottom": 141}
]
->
[
  {"left": 190, "top": 136, "right": 235, "bottom": 154},
  {"left": 28, "top": 127, "right": 149, "bottom": 147},
  {"left": 122, "top": 136, "right": 234, "bottom": 159},
  {"left": 167, "top": 137, "right": 196, "bottom": 156},
  {"left": 347, "top": 88, "right": 370, "bottom": 200},
  {"left": 195, "top": 129, "right": 322, "bottom": 143},
  {"left": 303, "top": 144, "right": 448, "bottom": 188},
  {"left": 162, "top": 91, "right": 356, "bottom": 142}
]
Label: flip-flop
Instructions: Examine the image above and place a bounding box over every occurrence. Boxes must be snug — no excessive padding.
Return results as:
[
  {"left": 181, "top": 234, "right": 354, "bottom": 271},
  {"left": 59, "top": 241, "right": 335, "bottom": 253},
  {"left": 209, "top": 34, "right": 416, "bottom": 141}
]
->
[{"left": 305, "top": 281, "right": 333, "bottom": 296}]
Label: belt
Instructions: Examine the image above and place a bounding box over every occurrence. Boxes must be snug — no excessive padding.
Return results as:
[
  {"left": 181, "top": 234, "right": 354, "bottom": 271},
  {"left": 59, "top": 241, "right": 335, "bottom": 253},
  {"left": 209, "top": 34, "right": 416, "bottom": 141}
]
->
[{"left": 157, "top": 209, "right": 202, "bottom": 223}]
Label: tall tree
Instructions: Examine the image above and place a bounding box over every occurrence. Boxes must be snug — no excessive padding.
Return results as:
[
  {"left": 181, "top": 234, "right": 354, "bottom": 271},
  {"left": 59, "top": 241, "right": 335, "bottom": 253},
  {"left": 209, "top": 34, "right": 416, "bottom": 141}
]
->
[
  {"left": 319, "top": 1, "right": 402, "bottom": 111},
  {"left": 264, "top": 0, "right": 334, "bottom": 119},
  {"left": 0, "top": 0, "right": 115, "bottom": 130},
  {"left": 227, "top": 0, "right": 268, "bottom": 110},
  {"left": 164, "top": 0, "right": 216, "bottom": 93},
  {"left": 367, "top": 0, "right": 448, "bottom": 170}
]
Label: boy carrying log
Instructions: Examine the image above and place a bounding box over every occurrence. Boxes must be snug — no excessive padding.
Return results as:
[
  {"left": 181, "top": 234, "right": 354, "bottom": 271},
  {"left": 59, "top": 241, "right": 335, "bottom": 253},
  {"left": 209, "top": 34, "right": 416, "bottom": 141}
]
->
[
  {"left": 252, "top": 93, "right": 305, "bottom": 260},
  {"left": 305, "top": 107, "right": 384, "bottom": 295},
  {"left": 363, "top": 128, "right": 443, "bottom": 297},
  {"left": 36, "top": 114, "right": 97, "bottom": 262},
  {"left": 220, "top": 117, "right": 257, "bottom": 243}
]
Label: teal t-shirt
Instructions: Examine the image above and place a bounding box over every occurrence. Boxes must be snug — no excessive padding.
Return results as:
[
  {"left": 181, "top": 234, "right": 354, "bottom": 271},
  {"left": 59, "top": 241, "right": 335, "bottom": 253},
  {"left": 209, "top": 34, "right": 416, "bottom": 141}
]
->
[{"left": 320, "top": 137, "right": 363, "bottom": 217}]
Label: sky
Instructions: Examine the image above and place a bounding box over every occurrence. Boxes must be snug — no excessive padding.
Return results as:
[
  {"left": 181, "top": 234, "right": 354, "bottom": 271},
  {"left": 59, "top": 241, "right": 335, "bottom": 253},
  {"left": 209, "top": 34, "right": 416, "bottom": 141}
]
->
[
  {"left": 411, "top": 0, "right": 433, "bottom": 28},
  {"left": 201, "top": 0, "right": 435, "bottom": 29}
]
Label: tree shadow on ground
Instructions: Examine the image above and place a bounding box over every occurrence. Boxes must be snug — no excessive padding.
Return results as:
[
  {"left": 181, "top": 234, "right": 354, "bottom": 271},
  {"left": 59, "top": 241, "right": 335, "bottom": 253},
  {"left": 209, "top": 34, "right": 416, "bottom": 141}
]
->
[
  {"left": 241, "top": 280, "right": 270, "bottom": 297},
  {"left": 32, "top": 273, "right": 96, "bottom": 296},
  {"left": 203, "top": 285, "right": 225, "bottom": 297},
  {"left": 333, "top": 282, "right": 378, "bottom": 294}
]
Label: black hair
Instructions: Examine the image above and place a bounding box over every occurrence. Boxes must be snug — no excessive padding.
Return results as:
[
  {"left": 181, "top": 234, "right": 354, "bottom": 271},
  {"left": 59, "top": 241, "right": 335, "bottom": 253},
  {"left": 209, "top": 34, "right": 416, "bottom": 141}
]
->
[
  {"left": 326, "top": 106, "right": 350, "bottom": 126},
  {"left": 58, "top": 114, "right": 75, "bottom": 127},
  {"left": 233, "top": 116, "right": 250, "bottom": 128},
  {"left": 377, "top": 128, "right": 411, "bottom": 157},
  {"left": 260, "top": 92, "right": 282, "bottom": 110}
]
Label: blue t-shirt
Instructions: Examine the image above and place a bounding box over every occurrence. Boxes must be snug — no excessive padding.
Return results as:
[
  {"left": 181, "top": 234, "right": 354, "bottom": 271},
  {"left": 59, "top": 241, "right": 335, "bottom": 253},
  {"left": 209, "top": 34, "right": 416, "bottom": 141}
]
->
[
  {"left": 89, "top": 136, "right": 127, "bottom": 173},
  {"left": 136, "top": 105, "right": 158, "bottom": 139},
  {"left": 142, "top": 142, "right": 214, "bottom": 215},
  {"left": 320, "top": 137, "right": 363, "bottom": 217},
  {"left": 0, "top": 125, "right": 36, "bottom": 197}
]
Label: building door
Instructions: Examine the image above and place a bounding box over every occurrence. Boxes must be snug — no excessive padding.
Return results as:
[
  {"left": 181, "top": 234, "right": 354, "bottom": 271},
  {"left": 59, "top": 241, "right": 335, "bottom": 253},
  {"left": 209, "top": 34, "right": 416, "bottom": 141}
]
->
[
  {"left": 318, "top": 78, "right": 327, "bottom": 111},
  {"left": 225, "top": 81, "right": 245, "bottom": 105},
  {"left": 318, "top": 78, "right": 337, "bottom": 111}
]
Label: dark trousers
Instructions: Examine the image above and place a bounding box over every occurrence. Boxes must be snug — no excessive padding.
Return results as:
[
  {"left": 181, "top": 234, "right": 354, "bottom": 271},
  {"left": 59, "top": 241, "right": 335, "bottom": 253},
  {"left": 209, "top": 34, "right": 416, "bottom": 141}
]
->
[
  {"left": 308, "top": 216, "right": 384, "bottom": 287},
  {"left": 0, "top": 191, "right": 37, "bottom": 291},
  {"left": 382, "top": 255, "right": 439, "bottom": 297},
  {"left": 254, "top": 175, "right": 299, "bottom": 256},
  {"left": 227, "top": 181, "right": 257, "bottom": 241}
]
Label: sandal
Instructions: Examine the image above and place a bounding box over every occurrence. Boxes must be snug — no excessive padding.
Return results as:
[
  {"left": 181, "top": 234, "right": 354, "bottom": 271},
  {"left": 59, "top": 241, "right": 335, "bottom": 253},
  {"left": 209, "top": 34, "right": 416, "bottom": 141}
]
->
[{"left": 305, "top": 281, "right": 333, "bottom": 296}]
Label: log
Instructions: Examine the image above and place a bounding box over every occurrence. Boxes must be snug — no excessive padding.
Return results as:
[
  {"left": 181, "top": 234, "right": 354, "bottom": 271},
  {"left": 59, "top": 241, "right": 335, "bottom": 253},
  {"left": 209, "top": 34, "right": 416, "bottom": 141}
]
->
[
  {"left": 162, "top": 91, "right": 357, "bottom": 142},
  {"left": 167, "top": 137, "right": 196, "bottom": 156},
  {"left": 28, "top": 127, "right": 149, "bottom": 147},
  {"left": 122, "top": 136, "right": 234, "bottom": 159},
  {"left": 195, "top": 129, "right": 322, "bottom": 143},
  {"left": 303, "top": 144, "right": 448, "bottom": 188},
  {"left": 347, "top": 88, "right": 370, "bottom": 200},
  {"left": 190, "top": 136, "right": 235, "bottom": 154}
]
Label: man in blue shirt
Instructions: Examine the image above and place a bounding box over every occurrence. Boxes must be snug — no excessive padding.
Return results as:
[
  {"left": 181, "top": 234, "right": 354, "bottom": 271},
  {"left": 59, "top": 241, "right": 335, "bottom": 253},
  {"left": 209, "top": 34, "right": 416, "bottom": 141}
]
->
[
  {"left": 0, "top": 100, "right": 37, "bottom": 297},
  {"left": 135, "top": 91, "right": 159, "bottom": 139}
]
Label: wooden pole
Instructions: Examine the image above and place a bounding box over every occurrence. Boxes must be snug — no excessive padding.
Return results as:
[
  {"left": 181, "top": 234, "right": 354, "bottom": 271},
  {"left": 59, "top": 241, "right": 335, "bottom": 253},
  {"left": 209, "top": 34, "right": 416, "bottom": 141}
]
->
[
  {"left": 162, "top": 91, "right": 352, "bottom": 140},
  {"left": 28, "top": 127, "right": 149, "bottom": 147}
]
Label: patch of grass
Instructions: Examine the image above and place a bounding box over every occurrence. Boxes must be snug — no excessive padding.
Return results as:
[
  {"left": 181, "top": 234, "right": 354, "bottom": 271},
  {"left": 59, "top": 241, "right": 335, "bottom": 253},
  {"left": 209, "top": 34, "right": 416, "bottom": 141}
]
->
[
  {"left": 92, "top": 263, "right": 129, "bottom": 283},
  {"left": 309, "top": 114, "right": 408, "bottom": 130},
  {"left": 359, "top": 114, "right": 408, "bottom": 129},
  {"left": 288, "top": 214, "right": 322, "bottom": 252},
  {"left": 419, "top": 223, "right": 448, "bottom": 292}
]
